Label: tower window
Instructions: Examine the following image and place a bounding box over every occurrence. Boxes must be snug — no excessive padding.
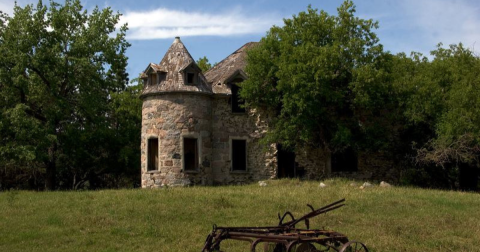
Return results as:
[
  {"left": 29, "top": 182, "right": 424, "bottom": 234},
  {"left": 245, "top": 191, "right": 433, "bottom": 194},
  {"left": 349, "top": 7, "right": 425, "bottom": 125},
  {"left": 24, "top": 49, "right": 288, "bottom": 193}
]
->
[
  {"left": 147, "top": 138, "right": 158, "bottom": 171},
  {"left": 150, "top": 73, "right": 157, "bottom": 85},
  {"left": 231, "top": 139, "right": 247, "bottom": 171},
  {"left": 158, "top": 72, "right": 166, "bottom": 83},
  {"left": 187, "top": 72, "right": 195, "bottom": 84},
  {"left": 183, "top": 138, "right": 198, "bottom": 171}
]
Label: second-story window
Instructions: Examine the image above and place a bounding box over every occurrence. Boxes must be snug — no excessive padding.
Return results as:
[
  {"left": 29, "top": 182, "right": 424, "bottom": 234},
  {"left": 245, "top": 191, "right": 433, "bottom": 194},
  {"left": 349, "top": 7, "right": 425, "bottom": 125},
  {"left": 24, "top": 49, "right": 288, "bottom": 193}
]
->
[{"left": 231, "top": 84, "right": 245, "bottom": 113}]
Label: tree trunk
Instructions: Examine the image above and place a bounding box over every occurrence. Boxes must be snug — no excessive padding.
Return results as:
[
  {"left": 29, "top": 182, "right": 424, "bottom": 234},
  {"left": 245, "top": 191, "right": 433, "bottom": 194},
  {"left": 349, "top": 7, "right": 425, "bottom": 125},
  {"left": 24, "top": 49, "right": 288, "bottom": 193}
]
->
[{"left": 45, "top": 142, "right": 57, "bottom": 190}]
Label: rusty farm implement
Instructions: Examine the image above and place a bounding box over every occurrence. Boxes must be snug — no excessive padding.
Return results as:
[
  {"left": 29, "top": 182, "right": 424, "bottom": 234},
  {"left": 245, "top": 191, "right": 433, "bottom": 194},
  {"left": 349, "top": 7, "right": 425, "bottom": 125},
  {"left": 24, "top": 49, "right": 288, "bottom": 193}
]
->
[{"left": 202, "top": 199, "right": 368, "bottom": 252}]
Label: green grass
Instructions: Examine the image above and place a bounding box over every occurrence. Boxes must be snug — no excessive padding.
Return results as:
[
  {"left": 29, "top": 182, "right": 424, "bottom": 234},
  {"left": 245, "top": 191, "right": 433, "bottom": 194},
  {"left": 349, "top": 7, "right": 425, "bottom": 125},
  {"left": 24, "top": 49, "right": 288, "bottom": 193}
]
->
[{"left": 1, "top": 179, "right": 479, "bottom": 252}]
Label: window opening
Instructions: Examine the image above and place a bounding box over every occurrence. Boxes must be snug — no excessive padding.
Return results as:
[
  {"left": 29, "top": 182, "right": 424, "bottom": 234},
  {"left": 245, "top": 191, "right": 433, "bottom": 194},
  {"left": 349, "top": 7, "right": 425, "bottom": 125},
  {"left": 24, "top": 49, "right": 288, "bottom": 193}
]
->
[
  {"left": 331, "top": 147, "right": 358, "bottom": 172},
  {"left": 150, "top": 73, "right": 157, "bottom": 85},
  {"left": 184, "top": 138, "right": 198, "bottom": 171},
  {"left": 187, "top": 72, "right": 195, "bottom": 84},
  {"left": 232, "top": 139, "right": 247, "bottom": 171},
  {"left": 231, "top": 84, "right": 245, "bottom": 113},
  {"left": 158, "top": 72, "right": 166, "bottom": 83},
  {"left": 147, "top": 138, "right": 158, "bottom": 171}
]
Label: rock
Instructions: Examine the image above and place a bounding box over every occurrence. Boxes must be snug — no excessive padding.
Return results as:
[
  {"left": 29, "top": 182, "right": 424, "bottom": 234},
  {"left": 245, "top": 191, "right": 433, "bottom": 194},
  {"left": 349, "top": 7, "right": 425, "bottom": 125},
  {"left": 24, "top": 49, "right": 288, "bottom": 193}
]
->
[
  {"left": 362, "top": 182, "right": 372, "bottom": 187},
  {"left": 319, "top": 182, "right": 327, "bottom": 188},
  {"left": 349, "top": 182, "right": 357, "bottom": 187},
  {"left": 380, "top": 181, "right": 392, "bottom": 187},
  {"left": 359, "top": 186, "right": 364, "bottom": 190},
  {"left": 258, "top": 181, "right": 267, "bottom": 187}
]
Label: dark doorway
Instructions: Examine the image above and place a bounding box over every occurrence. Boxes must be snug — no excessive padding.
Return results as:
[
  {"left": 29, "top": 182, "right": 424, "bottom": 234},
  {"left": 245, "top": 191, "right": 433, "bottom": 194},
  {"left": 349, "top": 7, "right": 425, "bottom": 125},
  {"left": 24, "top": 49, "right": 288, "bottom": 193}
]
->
[
  {"left": 232, "top": 139, "right": 247, "bottom": 171},
  {"left": 277, "top": 144, "right": 296, "bottom": 178},
  {"left": 331, "top": 147, "right": 358, "bottom": 172}
]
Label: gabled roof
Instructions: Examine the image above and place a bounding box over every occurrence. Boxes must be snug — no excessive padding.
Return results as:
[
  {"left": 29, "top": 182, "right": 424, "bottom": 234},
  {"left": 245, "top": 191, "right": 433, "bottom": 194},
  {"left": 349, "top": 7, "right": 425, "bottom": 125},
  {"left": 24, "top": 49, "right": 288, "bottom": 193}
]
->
[
  {"left": 204, "top": 42, "right": 258, "bottom": 94},
  {"left": 141, "top": 37, "right": 212, "bottom": 96},
  {"left": 141, "top": 63, "right": 167, "bottom": 79}
]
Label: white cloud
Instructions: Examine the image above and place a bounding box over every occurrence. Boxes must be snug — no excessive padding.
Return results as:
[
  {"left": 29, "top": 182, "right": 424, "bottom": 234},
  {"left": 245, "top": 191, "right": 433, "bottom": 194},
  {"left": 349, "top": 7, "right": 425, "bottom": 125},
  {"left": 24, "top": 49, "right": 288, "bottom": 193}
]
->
[
  {"left": 399, "top": 0, "right": 480, "bottom": 53},
  {"left": 118, "top": 8, "right": 278, "bottom": 39}
]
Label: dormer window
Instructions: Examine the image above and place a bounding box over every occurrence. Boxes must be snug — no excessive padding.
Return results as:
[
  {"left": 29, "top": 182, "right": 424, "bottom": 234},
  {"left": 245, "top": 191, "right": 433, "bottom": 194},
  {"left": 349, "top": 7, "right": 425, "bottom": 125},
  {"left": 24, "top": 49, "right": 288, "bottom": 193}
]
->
[
  {"left": 158, "top": 72, "right": 166, "bottom": 83},
  {"left": 186, "top": 72, "right": 196, "bottom": 85},
  {"left": 150, "top": 73, "right": 157, "bottom": 85}
]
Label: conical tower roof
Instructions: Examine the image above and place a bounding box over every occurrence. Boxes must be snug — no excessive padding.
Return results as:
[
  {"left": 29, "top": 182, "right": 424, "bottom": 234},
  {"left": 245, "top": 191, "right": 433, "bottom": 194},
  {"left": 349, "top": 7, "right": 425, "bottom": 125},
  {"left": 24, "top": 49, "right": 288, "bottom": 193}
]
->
[{"left": 141, "top": 37, "right": 212, "bottom": 97}]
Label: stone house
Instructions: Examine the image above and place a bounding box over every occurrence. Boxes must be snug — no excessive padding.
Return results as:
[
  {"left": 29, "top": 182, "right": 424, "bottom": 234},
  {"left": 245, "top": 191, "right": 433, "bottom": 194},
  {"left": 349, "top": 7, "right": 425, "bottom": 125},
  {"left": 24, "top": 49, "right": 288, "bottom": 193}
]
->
[{"left": 140, "top": 37, "right": 398, "bottom": 188}]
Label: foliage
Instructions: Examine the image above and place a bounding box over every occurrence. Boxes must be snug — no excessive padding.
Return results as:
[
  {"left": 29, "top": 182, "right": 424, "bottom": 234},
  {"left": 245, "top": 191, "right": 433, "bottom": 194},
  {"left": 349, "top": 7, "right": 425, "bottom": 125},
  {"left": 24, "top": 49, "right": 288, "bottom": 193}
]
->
[
  {"left": 197, "top": 56, "right": 212, "bottom": 72},
  {"left": 241, "top": 1, "right": 393, "bottom": 152},
  {"left": 1, "top": 179, "right": 480, "bottom": 251},
  {"left": 0, "top": 0, "right": 130, "bottom": 190}
]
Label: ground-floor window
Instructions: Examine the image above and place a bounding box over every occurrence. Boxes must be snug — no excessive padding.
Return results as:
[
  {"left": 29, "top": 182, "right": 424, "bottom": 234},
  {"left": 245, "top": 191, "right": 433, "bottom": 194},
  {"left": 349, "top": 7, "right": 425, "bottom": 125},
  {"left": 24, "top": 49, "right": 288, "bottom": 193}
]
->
[
  {"left": 183, "top": 138, "right": 198, "bottom": 171},
  {"left": 231, "top": 139, "right": 247, "bottom": 171},
  {"left": 331, "top": 147, "right": 358, "bottom": 172},
  {"left": 147, "top": 138, "right": 158, "bottom": 171}
]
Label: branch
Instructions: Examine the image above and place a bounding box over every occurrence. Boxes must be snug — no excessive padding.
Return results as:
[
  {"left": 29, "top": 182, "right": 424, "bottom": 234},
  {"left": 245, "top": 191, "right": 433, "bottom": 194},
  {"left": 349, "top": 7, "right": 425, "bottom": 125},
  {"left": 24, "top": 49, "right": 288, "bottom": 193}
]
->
[{"left": 28, "top": 65, "right": 51, "bottom": 89}]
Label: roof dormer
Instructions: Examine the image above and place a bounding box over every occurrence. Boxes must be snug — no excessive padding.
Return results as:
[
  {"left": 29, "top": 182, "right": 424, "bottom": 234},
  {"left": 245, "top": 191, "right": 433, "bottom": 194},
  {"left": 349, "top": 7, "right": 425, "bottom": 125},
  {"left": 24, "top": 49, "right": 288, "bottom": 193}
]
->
[{"left": 140, "top": 37, "right": 213, "bottom": 97}]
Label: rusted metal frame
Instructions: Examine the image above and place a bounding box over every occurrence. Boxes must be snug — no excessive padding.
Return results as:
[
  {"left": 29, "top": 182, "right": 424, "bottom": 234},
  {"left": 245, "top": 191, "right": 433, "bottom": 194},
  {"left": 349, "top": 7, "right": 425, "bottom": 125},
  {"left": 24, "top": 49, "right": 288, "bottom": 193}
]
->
[
  {"left": 281, "top": 199, "right": 346, "bottom": 228},
  {"left": 224, "top": 231, "right": 346, "bottom": 244},
  {"left": 250, "top": 238, "right": 289, "bottom": 252}
]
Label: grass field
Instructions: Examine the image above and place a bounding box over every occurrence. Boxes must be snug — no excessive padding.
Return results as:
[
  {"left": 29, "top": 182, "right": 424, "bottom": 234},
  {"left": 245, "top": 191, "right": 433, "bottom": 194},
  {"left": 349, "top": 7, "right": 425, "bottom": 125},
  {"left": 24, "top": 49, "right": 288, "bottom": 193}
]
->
[{"left": 1, "top": 179, "right": 479, "bottom": 252}]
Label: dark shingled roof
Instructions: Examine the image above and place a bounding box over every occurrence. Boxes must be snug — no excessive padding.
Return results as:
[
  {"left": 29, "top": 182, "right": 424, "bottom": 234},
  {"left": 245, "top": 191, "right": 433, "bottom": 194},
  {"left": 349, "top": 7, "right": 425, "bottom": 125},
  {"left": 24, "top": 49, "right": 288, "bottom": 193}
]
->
[
  {"left": 141, "top": 37, "right": 212, "bottom": 96},
  {"left": 204, "top": 42, "right": 258, "bottom": 94}
]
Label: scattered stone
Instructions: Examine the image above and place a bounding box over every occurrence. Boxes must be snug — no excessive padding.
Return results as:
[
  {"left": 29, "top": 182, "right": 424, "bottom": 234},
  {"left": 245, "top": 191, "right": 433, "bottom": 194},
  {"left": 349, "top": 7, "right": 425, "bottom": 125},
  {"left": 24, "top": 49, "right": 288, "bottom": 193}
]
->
[
  {"left": 319, "top": 182, "right": 327, "bottom": 188},
  {"left": 362, "top": 182, "right": 372, "bottom": 187},
  {"left": 258, "top": 181, "right": 267, "bottom": 187},
  {"left": 380, "top": 181, "right": 392, "bottom": 188},
  {"left": 359, "top": 182, "right": 372, "bottom": 190}
]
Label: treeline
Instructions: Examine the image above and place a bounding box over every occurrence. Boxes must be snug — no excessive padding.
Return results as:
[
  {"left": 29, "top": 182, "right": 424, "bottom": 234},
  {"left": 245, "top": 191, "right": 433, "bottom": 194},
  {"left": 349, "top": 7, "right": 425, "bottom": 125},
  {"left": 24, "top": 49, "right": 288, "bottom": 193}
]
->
[
  {"left": 1, "top": 1, "right": 479, "bottom": 191},
  {"left": 241, "top": 2, "right": 480, "bottom": 190},
  {"left": 0, "top": 0, "right": 140, "bottom": 190}
]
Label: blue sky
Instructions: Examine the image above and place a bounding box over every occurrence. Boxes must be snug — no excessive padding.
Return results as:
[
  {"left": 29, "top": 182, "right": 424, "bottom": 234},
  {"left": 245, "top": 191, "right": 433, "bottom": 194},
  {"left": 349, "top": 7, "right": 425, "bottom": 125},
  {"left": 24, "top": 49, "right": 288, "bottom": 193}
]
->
[{"left": 1, "top": 0, "right": 480, "bottom": 81}]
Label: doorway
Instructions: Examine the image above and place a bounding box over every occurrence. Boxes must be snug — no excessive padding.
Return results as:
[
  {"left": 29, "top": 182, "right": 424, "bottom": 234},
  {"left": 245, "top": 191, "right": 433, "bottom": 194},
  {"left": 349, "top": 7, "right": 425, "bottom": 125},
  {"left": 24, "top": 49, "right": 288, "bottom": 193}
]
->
[{"left": 277, "top": 144, "right": 296, "bottom": 178}]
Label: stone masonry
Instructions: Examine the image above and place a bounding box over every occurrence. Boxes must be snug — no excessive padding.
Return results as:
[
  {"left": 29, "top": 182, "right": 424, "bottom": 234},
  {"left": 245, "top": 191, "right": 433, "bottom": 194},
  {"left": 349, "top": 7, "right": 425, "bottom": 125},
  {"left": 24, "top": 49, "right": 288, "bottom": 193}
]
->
[{"left": 140, "top": 37, "right": 400, "bottom": 188}]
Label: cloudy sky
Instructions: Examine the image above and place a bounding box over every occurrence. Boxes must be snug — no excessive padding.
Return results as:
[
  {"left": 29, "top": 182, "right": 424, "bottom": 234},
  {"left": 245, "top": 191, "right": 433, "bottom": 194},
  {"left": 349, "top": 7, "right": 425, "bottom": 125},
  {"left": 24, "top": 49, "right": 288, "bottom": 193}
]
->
[{"left": 1, "top": 0, "right": 479, "bottom": 81}]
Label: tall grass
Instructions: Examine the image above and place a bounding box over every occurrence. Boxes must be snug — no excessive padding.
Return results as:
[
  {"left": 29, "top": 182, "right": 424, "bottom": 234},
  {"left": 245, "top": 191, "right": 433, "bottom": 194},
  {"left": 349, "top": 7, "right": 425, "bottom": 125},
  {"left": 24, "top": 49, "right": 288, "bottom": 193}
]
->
[{"left": 1, "top": 179, "right": 479, "bottom": 251}]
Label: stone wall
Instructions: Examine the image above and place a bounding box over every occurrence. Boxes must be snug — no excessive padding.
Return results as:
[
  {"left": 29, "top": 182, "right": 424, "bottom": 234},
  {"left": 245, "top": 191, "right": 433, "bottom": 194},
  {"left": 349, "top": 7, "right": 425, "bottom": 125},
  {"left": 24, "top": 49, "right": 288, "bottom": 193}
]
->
[
  {"left": 330, "top": 151, "right": 401, "bottom": 183},
  {"left": 141, "top": 92, "right": 213, "bottom": 188},
  {"left": 294, "top": 147, "right": 330, "bottom": 180},
  {"left": 141, "top": 92, "right": 400, "bottom": 188},
  {"left": 210, "top": 96, "right": 275, "bottom": 185}
]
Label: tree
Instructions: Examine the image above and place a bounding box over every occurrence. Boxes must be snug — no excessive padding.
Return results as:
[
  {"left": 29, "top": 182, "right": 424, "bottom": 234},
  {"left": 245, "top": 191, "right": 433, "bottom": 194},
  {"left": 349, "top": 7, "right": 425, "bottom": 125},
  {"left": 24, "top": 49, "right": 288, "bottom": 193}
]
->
[
  {"left": 394, "top": 44, "right": 480, "bottom": 190},
  {"left": 197, "top": 56, "right": 212, "bottom": 72},
  {"left": 240, "top": 1, "right": 392, "bottom": 153},
  {"left": 0, "top": 0, "right": 130, "bottom": 190}
]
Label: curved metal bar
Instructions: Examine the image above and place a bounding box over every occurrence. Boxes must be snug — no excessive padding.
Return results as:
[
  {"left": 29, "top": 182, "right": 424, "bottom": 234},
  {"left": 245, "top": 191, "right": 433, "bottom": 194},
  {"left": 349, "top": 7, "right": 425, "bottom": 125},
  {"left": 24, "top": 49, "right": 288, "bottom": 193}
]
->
[
  {"left": 278, "top": 211, "right": 296, "bottom": 225},
  {"left": 250, "top": 238, "right": 263, "bottom": 252}
]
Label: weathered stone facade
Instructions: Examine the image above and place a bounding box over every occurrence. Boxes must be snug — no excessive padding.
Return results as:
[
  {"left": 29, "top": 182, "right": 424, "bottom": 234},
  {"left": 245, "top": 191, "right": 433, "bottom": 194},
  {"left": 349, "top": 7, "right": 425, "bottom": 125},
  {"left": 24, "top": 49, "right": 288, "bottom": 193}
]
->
[{"left": 140, "top": 37, "right": 400, "bottom": 188}]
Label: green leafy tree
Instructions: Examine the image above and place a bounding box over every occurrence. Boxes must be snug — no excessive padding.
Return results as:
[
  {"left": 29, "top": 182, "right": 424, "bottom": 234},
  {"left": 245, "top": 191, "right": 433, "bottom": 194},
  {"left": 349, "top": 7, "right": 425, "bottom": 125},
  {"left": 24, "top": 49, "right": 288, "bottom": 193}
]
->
[
  {"left": 394, "top": 44, "right": 480, "bottom": 190},
  {"left": 0, "top": 0, "right": 129, "bottom": 190},
  {"left": 241, "top": 1, "right": 392, "bottom": 153},
  {"left": 197, "top": 56, "right": 212, "bottom": 72}
]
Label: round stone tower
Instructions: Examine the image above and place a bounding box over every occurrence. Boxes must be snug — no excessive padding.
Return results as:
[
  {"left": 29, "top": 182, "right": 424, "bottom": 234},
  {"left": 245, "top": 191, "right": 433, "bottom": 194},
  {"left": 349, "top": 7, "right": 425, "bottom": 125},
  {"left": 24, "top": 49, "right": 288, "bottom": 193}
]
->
[{"left": 140, "top": 37, "right": 213, "bottom": 188}]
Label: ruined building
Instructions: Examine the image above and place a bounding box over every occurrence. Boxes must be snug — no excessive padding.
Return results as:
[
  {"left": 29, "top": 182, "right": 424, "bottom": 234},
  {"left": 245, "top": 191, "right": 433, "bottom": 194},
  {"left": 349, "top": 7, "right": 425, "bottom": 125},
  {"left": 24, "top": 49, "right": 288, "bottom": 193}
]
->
[{"left": 140, "top": 37, "right": 398, "bottom": 188}]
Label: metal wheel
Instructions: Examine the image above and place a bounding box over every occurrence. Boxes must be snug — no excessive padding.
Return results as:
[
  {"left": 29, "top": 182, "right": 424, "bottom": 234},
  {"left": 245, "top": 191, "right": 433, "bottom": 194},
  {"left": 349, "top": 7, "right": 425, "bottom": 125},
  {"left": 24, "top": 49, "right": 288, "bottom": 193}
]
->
[
  {"left": 296, "top": 243, "right": 317, "bottom": 252},
  {"left": 262, "top": 243, "right": 287, "bottom": 252},
  {"left": 339, "top": 241, "right": 368, "bottom": 252}
]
